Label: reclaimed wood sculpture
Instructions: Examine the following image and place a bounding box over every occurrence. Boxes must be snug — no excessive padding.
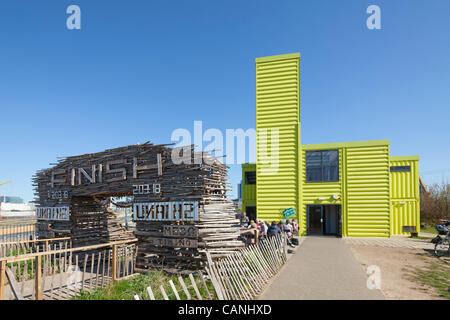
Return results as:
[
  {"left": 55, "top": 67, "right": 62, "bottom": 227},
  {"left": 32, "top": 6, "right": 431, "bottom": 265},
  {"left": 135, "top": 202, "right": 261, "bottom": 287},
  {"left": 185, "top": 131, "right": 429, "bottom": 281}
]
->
[{"left": 33, "top": 142, "right": 243, "bottom": 273}]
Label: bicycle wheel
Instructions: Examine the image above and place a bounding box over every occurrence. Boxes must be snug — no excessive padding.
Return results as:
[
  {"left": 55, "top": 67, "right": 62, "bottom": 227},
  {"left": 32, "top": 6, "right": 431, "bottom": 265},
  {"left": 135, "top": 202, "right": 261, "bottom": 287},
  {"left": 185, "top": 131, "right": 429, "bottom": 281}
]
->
[{"left": 434, "top": 239, "right": 450, "bottom": 257}]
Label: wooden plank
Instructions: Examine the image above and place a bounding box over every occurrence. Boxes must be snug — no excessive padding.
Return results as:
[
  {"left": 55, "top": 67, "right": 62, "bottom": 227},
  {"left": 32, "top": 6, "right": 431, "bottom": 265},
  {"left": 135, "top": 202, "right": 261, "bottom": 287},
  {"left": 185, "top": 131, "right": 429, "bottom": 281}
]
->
[
  {"left": 188, "top": 273, "right": 202, "bottom": 300},
  {"left": 134, "top": 294, "right": 140, "bottom": 300},
  {"left": 178, "top": 275, "right": 191, "bottom": 300},
  {"left": 204, "top": 265, "right": 224, "bottom": 300},
  {"left": 169, "top": 280, "right": 180, "bottom": 300},
  {"left": 196, "top": 272, "right": 211, "bottom": 300},
  {"left": 146, "top": 286, "right": 155, "bottom": 300},
  {"left": 95, "top": 252, "right": 101, "bottom": 288},
  {"left": 112, "top": 245, "right": 117, "bottom": 282},
  {"left": 0, "top": 260, "right": 6, "bottom": 300},
  {"left": 89, "top": 253, "right": 94, "bottom": 291},
  {"left": 82, "top": 254, "right": 87, "bottom": 291},
  {"left": 35, "top": 255, "right": 42, "bottom": 300},
  {"left": 101, "top": 250, "right": 106, "bottom": 287},
  {"left": 159, "top": 285, "right": 169, "bottom": 300}
]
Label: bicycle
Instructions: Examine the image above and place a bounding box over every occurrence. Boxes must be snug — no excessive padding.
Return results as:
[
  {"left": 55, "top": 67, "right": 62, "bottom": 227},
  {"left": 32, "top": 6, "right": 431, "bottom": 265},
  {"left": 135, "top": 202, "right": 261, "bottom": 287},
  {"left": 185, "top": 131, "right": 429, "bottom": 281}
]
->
[{"left": 434, "top": 221, "right": 450, "bottom": 257}]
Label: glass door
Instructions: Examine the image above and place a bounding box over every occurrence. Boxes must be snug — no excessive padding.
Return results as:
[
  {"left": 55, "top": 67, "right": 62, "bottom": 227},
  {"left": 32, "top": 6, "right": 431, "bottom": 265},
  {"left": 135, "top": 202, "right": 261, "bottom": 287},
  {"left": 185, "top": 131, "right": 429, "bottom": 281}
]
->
[{"left": 307, "top": 205, "right": 323, "bottom": 235}]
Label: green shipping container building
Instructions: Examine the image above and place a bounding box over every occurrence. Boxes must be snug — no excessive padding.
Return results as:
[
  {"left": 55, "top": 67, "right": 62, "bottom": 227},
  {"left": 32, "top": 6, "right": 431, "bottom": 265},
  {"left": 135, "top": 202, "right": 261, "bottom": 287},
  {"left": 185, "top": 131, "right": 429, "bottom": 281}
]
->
[{"left": 244, "top": 53, "right": 420, "bottom": 237}]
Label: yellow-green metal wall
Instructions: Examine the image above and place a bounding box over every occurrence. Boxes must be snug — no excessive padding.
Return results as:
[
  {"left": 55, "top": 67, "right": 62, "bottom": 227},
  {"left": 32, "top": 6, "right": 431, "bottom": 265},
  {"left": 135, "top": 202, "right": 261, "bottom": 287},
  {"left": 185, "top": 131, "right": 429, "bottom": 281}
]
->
[
  {"left": 345, "top": 143, "right": 391, "bottom": 237},
  {"left": 301, "top": 141, "right": 391, "bottom": 237},
  {"left": 242, "top": 163, "right": 256, "bottom": 213},
  {"left": 256, "top": 53, "right": 301, "bottom": 222},
  {"left": 390, "top": 156, "right": 420, "bottom": 235}
]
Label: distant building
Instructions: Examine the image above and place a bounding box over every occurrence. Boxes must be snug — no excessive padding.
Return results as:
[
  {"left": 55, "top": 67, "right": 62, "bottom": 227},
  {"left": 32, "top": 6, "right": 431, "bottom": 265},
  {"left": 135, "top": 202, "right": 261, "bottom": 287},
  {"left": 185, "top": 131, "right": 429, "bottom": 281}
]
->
[
  {"left": 0, "top": 196, "right": 35, "bottom": 218},
  {"left": 237, "top": 181, "right": 242, "bottom": 200},
  {"left": 0, "top": 196, "right": 24, "bottom": 203}
]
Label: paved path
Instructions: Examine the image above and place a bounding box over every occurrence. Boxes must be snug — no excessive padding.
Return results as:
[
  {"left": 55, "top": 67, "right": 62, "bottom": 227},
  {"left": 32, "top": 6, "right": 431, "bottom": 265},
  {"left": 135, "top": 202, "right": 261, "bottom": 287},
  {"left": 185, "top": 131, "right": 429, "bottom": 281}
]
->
[
  {"left": 259, "top": 237, "right": 385, "bottom": 300},
  {"left": 344, "top": 236, "right": 434, "bottom": 250}
]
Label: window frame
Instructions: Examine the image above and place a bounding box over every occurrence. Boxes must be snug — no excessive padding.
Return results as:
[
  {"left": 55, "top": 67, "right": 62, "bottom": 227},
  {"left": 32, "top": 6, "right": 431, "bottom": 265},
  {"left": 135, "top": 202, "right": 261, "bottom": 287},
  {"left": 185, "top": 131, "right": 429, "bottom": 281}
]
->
[{"left": 305, "top": 149, "right": 339, "bottom": 183}]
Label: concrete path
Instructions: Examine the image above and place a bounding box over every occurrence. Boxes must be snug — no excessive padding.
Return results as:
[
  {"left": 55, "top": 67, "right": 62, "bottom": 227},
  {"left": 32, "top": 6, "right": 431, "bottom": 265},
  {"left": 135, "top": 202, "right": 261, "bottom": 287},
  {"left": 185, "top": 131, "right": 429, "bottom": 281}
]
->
[
  {"left": 345, "top": 236, "right": 434, "bottom": 250},
  {"left": 259, "top": 237, "right": 385, "bottom": 300}
]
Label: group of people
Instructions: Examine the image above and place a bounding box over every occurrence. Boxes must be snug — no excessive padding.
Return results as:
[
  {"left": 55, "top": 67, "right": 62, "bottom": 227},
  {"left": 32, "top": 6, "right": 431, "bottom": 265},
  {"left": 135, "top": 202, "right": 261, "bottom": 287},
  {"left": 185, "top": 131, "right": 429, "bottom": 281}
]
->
[{"left": 239, "top": 212, "right": 299, "bottom": 247}]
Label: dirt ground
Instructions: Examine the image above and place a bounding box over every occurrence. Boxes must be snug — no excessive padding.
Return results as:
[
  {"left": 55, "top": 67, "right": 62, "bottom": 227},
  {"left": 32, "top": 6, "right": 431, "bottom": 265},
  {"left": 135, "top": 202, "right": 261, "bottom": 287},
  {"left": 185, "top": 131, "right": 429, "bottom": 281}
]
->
[{"left": 349, "top": 245, "right": 449, "bottom": 300}]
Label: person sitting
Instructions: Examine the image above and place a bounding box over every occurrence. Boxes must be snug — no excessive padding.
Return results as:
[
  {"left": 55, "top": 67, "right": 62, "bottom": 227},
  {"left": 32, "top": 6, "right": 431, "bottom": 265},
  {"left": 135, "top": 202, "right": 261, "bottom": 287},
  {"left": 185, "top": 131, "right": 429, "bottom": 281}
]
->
[
  {"left": 267, "top": 221, "right": 281, "bottom": 237},
  {"left": 260, "top": 220, "right": 268, "bottom": 237},
  {"left": 292, "top": 219, "right": 299, "bottom": 235},
  {"left": 240, "top": 212, "right": 249, "bottom": 227},
  {"left": 283, "top": 220, "right": 294, "bottom": 238}
]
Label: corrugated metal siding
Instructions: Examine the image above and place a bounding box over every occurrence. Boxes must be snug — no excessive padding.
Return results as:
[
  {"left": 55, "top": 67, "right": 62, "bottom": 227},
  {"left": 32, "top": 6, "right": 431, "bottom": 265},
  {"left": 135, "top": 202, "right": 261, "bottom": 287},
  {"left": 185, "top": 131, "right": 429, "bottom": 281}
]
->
[
  {"left": 390, "top": 158, "right": 420, "bottom": 235},
  {"left": 256, "top": 53, "right": 300, "bottom": 222},
  {"left": 242, "top": 164, "right": 256, "bottom": 212},
  {"left": 345, "top": 145, "right": 391, "bottom": 237},
  {"left": 300, "top": 148, "right": 343, "bottom": 235}
]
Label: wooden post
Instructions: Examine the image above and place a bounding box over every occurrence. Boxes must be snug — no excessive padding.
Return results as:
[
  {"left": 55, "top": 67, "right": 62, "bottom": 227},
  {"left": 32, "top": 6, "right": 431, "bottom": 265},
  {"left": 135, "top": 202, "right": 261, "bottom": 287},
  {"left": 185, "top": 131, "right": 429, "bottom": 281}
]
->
[
  {"left": 0, "top": 260, "right": 6, "bottom": 300},
  {"left": 112, "top": 245, "right": 117, "bottom": 282},
  {"left": 254, "top": 229, "right": 259, "bottom": 244},
  {"left": 35, "top": 256, "right": 42, "bottom": 300}
]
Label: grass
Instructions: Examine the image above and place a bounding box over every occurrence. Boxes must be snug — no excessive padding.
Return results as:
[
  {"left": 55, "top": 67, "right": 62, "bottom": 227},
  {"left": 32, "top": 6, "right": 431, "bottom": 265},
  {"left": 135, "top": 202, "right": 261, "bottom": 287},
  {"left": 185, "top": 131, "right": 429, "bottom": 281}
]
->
[
  {"left": 72, "top": 271, "right": 216, "bottom": 300},
  {"left": 421, "top": 226, "right": 438, "bottom": 235},
  {"left": 406, "top": 257, "right": 450, "bottom": 299}
]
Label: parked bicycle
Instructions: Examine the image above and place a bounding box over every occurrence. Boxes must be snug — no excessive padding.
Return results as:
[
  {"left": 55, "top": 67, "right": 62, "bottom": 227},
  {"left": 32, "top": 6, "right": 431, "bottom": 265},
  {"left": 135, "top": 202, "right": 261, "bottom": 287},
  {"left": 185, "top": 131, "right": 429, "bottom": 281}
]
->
[{"left": 434, "top": 221, "right": 450, "bottom": 257}]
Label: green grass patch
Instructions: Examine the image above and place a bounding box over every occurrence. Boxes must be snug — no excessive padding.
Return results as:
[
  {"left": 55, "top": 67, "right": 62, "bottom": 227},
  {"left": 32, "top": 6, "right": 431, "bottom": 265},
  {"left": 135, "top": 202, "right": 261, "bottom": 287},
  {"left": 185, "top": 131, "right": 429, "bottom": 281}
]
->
[
  {"left": 407, "top": 259, "right": 450, "bottom": 299},
  {"left": 72, "top": 271, "right": 216, "bottom": 300},
  {"left": 421, "top": 226, "right": 438, "bottom": 235}
]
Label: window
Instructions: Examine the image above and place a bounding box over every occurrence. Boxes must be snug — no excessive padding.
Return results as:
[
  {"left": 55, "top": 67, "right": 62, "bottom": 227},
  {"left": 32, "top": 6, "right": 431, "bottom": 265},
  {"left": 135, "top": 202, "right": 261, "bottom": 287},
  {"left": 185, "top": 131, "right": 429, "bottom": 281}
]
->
[
  {"left": 306, "top": 150, "right": 339, "bottom": 182},
  {"left": 390, "top": 166, "right": 410, "bottom": 172},
  {"left": 245, "top": 171, "right": 256, "bottom": 184}
]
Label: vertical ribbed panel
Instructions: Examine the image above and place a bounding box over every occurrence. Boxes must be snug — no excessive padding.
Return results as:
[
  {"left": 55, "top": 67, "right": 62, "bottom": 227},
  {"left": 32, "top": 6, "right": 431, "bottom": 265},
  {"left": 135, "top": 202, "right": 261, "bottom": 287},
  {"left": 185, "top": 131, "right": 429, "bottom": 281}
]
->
[
  {"left": 242, "top": 163, "right": 256, "bottom": 212},
  {"left": 390, "top": 157, "right": 420, "bottom": 235},
  {"left": 345, "top": 144, "right": 391, "bottom": 237},
  {"left": 256, "top": 53, "right": 300, "bottom": 222}
]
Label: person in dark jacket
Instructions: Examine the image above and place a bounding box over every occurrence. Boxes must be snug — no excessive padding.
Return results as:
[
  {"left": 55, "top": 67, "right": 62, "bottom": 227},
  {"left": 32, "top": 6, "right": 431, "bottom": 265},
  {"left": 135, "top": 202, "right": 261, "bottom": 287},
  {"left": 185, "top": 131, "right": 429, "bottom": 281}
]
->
[{"left": 267, "top": 221, "right": 281, "bottom": 237}]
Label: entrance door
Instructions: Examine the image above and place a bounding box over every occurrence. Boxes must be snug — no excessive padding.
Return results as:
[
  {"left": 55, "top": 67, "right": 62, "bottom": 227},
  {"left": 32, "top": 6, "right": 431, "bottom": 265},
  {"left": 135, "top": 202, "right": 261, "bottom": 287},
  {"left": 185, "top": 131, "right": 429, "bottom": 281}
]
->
[
  {"left": 324, "top": 205, "right": 341, "bottom": 236},
  {"left": 307, "top": 205, "right": 323, "bottom": 235},
  {"left": 307, "top": 205, "right": 342, "bottom": 236}
]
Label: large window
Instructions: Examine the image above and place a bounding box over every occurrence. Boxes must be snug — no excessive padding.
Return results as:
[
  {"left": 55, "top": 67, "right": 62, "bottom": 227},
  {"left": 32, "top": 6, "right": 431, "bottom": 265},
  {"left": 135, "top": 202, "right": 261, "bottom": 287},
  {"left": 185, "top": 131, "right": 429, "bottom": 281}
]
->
[
  {"left": 245, "top": 171, "right": 256, "bottom": 184},
  {"left": 306, "top": 150, "right": 339, "bottom": 182}
]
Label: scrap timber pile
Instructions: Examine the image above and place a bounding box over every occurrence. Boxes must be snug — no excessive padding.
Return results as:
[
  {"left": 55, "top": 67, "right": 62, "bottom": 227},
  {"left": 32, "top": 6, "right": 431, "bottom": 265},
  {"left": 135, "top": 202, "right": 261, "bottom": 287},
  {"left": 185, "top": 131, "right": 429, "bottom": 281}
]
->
[{"left": 33, "top": 142, "right": 243, "bottom": 273}]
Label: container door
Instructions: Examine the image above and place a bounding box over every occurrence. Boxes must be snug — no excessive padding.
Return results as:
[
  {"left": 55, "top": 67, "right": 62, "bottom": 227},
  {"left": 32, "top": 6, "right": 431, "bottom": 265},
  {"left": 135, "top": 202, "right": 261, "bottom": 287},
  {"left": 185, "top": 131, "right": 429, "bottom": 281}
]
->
[{"left": 307, "top": 205, "right": 323, "bottom": 235}]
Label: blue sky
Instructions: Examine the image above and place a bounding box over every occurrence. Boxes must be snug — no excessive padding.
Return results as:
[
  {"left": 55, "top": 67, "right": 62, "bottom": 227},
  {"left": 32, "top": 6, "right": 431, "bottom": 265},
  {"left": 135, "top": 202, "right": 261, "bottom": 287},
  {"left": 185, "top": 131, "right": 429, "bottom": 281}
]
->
[{"left": 0, "top": 0, "right": 449, "bottom": 201}]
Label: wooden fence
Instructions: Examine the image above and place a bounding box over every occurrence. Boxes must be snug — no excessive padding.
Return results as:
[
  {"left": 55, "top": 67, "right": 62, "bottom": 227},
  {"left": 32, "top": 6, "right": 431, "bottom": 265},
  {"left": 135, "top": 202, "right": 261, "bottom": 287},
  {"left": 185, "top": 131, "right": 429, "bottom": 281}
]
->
[
  {"left": 132, "top": 234, "right": 288, "bottom": 300},
  {"left": 0, "top": 220, "right": 36, "bottom": 242},
  {"left": 133, "top": 272, "right": 214, "bottom": 300},
  {"left": 205, "top": 233, "right": 288, "bottom": 300},
  {"left": 0, "top": 238, "right": 137, "bottom": 300},
  {"left": 0, "top": 237, "right": 71, "bottom": 258}
]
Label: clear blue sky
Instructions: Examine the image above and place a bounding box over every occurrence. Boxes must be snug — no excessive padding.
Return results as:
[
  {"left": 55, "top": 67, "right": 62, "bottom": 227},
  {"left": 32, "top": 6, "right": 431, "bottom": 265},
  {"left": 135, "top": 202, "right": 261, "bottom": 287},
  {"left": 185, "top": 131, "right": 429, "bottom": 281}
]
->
[{"left": 0, "top": 0, "right": 449, "bottom": 202}]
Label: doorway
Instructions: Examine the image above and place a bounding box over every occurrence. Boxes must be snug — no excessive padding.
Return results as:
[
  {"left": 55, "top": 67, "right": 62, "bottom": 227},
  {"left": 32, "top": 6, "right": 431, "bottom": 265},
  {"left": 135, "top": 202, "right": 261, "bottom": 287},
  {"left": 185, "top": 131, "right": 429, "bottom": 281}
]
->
[
  {"left": 307, "top": 205, "right": 341, "bottom": 236},
  {"left": 246, "top": 206, "right": 257, "bottom": 222}
]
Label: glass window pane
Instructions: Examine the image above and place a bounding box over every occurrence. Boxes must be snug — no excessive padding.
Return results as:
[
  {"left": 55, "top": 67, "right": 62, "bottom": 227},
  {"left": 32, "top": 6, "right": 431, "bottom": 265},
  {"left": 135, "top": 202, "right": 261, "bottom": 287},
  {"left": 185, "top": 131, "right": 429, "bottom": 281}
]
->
[{"left": 306, "top": 167, "right": 322, "bottom": 182}]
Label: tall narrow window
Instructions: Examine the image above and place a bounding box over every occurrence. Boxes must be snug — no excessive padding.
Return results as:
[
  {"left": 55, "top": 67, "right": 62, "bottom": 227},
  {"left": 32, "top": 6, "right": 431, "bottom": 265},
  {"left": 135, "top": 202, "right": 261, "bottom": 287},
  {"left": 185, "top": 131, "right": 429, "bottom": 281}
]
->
[{"left": 306, "top": 150, "right": 339, "bottom": 182}]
